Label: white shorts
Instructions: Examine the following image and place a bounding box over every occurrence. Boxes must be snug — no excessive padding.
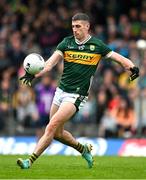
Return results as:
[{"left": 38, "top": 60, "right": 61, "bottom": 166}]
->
[{"left": 52, "top": 87, "right": 88, "bottom": 111}]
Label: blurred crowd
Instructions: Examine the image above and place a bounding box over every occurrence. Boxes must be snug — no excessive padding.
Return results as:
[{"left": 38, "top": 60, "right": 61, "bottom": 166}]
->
[{"left": 0, "top": 0, "right": 146, "bottom": 138}]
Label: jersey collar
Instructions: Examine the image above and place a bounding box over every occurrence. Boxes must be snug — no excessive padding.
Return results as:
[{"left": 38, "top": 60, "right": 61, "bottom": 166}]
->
[{"left": 75, "top": 35, "right": 91, "bottom": 45}]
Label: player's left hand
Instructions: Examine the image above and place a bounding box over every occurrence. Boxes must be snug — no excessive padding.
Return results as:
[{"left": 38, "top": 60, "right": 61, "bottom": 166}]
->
[
  {"left": 19, "top": 71, "right": 35, "bottom": 86},
  {"left": 129, "top": 66, "right": 139, "bottom": 81}
]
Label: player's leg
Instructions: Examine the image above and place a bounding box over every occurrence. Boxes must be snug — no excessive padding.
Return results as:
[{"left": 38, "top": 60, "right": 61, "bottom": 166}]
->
[
  {"left": 50, "top": 102, "right": 92, "bottom": 156},
  {"left": 33, "top": 102, "right": 76, "bottom": 155},
  {"left": 54, "top": 126, "right": 83, "bottom": 153},
  {"left": 50, "top": 104, "right": 82, "bottom": 151},
  {"left": 51, "top": 94, "right": 93, "bottom": 168},
  {"left": 50, "top": 103, "right": 88, "bottom": 155},
  {"left": 54, "top": 125, "right": 93, "bottom": 168},
  {"left": 17, "top": 102, "right": 93, "bottom": 168},
  {"left": 17, "top": 101, "right": 76, "bottom": 169}
]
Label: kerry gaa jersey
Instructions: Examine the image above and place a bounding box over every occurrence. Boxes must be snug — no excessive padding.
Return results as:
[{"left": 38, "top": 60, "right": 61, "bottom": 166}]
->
[{"left": 56, "top": 35, "right": 112, "bottom": 96}]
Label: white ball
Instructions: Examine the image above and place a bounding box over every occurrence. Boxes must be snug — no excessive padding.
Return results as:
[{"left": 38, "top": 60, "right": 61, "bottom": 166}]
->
[{"left": 23, "top": 53, "right": 45, "bottom": 75}]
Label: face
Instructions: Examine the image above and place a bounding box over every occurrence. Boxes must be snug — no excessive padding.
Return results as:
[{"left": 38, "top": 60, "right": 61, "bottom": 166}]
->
[{"left": 72, "top": 20, "right": 90, "bottom": 41}]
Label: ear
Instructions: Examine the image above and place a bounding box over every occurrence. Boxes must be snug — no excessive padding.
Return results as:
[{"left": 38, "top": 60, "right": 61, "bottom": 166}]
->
[{"left": 86, "top": 22, "right": 90, "bottom": 30}]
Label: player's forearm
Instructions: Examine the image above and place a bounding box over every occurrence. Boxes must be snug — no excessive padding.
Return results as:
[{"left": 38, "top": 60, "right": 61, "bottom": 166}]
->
[
  {"left": 111, "top": 52, "right": 134, "bottom": 70},
  {"left": 44, "top": 58, "right": 56, "bottom": 72},
  {"left": 111, "top": 51, "right": 139, "bottom": 81},
  {"left": 35, "top": 51, "right": 62, "bottom": 78},
  {"left": 35, "top": 62, "right": 53, "bottom": 77}
]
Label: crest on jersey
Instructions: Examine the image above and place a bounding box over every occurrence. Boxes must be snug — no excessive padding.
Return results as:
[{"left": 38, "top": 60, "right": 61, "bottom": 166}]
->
[{"left": 90, "top": 45, "right": 95, "bottom": 51}]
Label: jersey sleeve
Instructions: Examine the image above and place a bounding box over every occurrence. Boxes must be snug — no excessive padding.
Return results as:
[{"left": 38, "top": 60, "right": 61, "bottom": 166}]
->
[
  {"left": 56, "top": 38, "right": 67, "bottom": 54},
  {"left": 98, "top": 40, "right": 112, "bottom": 57}
]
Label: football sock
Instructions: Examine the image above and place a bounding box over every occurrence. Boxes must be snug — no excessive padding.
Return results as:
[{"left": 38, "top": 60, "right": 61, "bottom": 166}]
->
[
  {"left": 29, "top": 153, "right": 39, "bottom": 164},
  {"left": 74, "top": 142, "right": 84, "bottom": 154}
]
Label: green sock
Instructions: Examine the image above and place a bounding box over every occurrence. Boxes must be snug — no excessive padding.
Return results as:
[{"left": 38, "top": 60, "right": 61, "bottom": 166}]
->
[
  {"left": 29, "top": 153, "right": 38, "bottom": 164},
  {"left": 74, "top": 142, "right": 84, "bottom": 154}
]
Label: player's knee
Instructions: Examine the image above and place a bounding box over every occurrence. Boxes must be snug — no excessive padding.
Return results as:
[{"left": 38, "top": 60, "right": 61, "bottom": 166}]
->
[
  {"left": 45, "top": 124, "right": 56, "bottom": 136},
  {"left": 45, "top": 117, "right": 63, "bottom": 138}
]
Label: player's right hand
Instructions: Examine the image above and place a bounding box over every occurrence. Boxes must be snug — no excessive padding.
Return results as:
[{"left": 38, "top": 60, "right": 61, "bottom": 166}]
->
[{"left": 19, "top": 71, "right": 35, "bottom": 86}]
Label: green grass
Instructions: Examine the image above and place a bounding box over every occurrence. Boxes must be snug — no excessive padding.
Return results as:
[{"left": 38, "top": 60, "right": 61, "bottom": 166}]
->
[{"left": 0, "top": 155, "right": 146, "bottom": 179}]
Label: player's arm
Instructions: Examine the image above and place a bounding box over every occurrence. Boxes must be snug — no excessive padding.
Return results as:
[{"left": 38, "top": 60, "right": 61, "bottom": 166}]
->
[
  {"left": 35, "top": 50, "right": 63, "bottom": 78},
  {"left": 20, "top": 50, "right": 63, "bottom": 86},
  {"left": 110, "top": 51, "right": 139, "bottom": 81},
  {"left": 20, "top": 37, "right": 65, "bottom": 86}
]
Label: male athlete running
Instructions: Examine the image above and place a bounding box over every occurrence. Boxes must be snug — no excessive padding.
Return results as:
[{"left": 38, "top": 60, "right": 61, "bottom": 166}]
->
[{"left": 17, "top": 13, "right": 139, "bottom": 169}]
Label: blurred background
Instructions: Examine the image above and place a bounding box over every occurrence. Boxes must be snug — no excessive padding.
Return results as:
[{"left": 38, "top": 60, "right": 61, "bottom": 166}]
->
[{"left": 0, "top": 0, "right": 146, "bottom": 145}]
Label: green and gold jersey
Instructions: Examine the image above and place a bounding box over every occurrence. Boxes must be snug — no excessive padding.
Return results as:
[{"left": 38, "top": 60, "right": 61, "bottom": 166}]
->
[{"left": 56, "top": 35, "right": 112, "bottom": 96}]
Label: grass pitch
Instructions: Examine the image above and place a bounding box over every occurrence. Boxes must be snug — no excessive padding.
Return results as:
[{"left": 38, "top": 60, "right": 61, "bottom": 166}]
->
[{"left": 0, "top": 155, "right": 146, "bottom": 179}]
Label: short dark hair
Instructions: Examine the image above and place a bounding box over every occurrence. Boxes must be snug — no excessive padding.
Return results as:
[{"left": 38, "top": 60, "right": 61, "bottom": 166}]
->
[{"left": 72, "top": 13, "right": 90, "bottom": 22}]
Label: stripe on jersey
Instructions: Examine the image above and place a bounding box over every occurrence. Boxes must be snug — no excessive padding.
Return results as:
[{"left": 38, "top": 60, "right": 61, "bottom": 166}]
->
[{"left": 64, "top": 51, "right": 101, "bottom": 65}]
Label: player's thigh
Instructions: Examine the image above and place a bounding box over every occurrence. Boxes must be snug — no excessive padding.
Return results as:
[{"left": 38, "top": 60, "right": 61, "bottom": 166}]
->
[
  {"left": 50, "top": 103, "right": 59, "bottom": 119},
  {"left": 49, "top": 101, "right": 76, "bottom": 127},
  {"left": 50, "top": 104, "right": 64, "bottom": 135}
]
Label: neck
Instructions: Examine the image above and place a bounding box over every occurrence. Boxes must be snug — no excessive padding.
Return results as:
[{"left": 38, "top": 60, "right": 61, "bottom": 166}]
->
[{"left": 75, "top": 34, "right": 91, "bottom": 45}]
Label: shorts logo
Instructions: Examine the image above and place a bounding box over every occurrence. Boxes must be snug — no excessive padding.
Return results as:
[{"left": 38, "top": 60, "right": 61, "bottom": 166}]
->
[
  {"left": 90, "top": 45, "right": 95, "bottom": 51},
  {"left": 78, "top": 95, "right": 85, "bottom": 101}
]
